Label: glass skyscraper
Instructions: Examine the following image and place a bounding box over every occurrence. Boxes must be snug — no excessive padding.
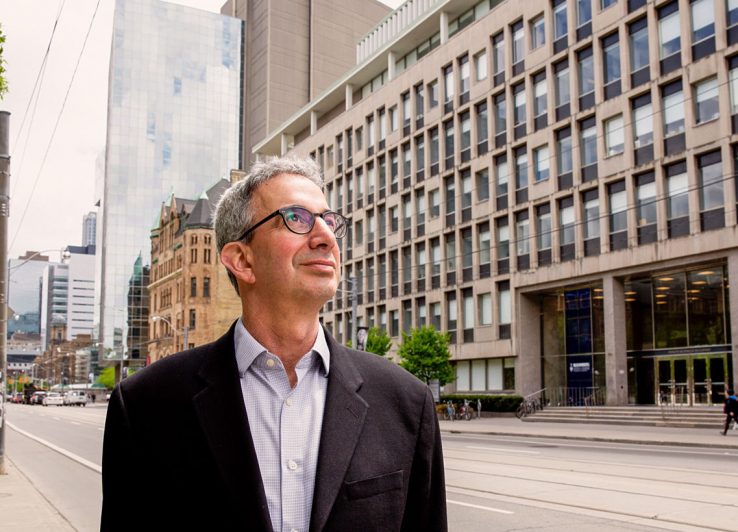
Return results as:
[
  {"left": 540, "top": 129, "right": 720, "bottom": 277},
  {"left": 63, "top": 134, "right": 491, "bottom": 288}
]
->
[{"left": 98, "top": 0, "right": 242, "bottom": 363}]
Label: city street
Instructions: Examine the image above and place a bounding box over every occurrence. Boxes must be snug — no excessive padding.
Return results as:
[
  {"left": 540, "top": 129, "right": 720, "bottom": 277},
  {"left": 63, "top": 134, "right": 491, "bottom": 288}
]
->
[{"left": 5, "top": 403, "right": 738, "bottom": 531}]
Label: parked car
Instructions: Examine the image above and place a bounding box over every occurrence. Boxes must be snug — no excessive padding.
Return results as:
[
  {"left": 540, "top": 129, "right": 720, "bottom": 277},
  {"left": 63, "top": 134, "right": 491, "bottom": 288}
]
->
[
  {"left": 63, "top": 391, "right": 88, "bottom": 406},
  {"left": 43, "top": 392, "right": 64, "bottom": 407},
  {"left": 30, "top": 391, "right": 47, "bottom": 405}
]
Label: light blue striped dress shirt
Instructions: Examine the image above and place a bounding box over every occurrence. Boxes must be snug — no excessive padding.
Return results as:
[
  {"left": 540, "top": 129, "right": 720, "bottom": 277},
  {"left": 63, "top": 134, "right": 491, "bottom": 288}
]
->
[{"left": 234, "top": 320, "right": 329, "bottom": 532}]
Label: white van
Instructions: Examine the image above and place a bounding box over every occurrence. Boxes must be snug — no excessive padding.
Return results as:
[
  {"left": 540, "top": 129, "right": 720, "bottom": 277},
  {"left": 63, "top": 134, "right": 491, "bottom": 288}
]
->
[{"left": 64, "top": 391, "right": 88, "bottom": 406}]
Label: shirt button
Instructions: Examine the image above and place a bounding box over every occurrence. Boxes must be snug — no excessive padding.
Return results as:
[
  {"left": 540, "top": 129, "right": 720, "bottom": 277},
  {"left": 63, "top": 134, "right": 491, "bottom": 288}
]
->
[
  {"left": 266, "top": 359, "right": 275, "bottom": 368},
  {"left": 287, "top": 460, "right": 298, "bottom": 471},
  {"left": 285, "top": 398, "right": 293, "bottom": 407}
]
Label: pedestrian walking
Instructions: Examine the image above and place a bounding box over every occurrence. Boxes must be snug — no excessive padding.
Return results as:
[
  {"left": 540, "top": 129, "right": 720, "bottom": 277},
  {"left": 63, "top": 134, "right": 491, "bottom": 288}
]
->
[
  {"left": 477, "top": 398, "right": 482, "bottom": 419},
  {"left": 721, "top": 389, "right": 738, "bottom": 435},
  {"left": 101, "top": 156, "right": 447, "bottom": 531}
]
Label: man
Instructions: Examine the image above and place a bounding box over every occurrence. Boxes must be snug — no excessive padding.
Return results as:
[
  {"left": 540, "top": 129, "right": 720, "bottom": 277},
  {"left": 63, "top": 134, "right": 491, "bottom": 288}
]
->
[
  {"left": 101, "top": 157, "right": 447, "bottom": 531},
  {"left": 721, "top": 389, "right": 738, "bottom": 435}
]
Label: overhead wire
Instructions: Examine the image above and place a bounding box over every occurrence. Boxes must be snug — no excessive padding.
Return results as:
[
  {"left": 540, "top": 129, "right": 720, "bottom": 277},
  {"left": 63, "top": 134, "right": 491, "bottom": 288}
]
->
[{"left": 10, "top": 0, "right": 103, "bottom": 251}]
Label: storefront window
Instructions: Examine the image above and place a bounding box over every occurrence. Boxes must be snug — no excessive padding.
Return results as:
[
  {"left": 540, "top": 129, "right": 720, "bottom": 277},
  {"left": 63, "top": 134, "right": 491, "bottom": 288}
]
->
[
  {"left": 625, "top": 279, "right": 654, "bottom": 351},
  {"left": 687, "top": 269, "right": 726, "bottom": 345}
]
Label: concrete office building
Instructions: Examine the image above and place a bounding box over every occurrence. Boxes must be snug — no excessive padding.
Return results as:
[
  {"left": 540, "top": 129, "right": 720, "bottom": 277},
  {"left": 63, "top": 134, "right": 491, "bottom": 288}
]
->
[
  {"left": 256, "top": 0, "right": 738, "bottom": 406},
  {"left": 7, "top": 252, "right": 50, "bottom": 336}
]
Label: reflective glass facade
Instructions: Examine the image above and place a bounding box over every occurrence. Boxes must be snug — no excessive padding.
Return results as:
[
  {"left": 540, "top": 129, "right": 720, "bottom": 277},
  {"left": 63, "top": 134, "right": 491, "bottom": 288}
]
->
[{"left": 98, "top": 0, "right": 242, "bottom": 362}]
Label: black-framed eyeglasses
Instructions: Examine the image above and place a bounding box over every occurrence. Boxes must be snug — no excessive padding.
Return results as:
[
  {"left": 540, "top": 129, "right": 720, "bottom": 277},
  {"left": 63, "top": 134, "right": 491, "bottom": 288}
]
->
[{"left": 237, "top": 205, "right": 349, "bottom": 241}]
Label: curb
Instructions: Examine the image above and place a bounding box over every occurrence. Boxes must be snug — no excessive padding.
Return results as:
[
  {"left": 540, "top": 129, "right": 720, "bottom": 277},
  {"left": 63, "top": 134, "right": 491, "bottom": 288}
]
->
[{"left": 440, "top": 427, "right": 738, "bottom": 450}]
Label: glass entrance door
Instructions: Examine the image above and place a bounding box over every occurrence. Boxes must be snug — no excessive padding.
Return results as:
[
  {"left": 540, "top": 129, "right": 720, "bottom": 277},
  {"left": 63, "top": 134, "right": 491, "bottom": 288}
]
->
[{"left": 654, "top": 354, "right": 730, "bottom": 405}]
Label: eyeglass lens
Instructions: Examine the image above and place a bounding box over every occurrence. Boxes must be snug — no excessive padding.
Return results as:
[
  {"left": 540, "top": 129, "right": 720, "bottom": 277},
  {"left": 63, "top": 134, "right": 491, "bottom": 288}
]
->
[{"left": 282, "top": 206, "right": 345, "bottom": 237}]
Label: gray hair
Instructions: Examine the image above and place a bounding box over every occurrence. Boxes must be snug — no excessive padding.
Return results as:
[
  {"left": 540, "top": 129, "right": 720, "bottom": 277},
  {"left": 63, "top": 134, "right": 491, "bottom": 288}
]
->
[{"left": 213, "top": 156, "right": 324, "bottom": 292}]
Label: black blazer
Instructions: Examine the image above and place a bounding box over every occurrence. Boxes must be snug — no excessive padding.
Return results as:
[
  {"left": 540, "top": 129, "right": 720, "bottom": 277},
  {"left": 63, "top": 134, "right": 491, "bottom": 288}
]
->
[{"left": 101, "top": 323, "right": 447, "bottom": 531}]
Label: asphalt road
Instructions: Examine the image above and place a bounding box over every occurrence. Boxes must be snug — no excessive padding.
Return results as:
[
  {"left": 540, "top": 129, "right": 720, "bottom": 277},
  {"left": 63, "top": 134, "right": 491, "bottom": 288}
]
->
[{"left": 6, "top": 404, "right": 738, "bottom": 531}]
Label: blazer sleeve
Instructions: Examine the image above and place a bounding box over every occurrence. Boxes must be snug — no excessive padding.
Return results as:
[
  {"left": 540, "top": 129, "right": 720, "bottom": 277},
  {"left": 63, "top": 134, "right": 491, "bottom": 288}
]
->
[
  {"left": 101, "top": 385, "right": 138, "bottom": 532},
  {"left": 402, "top": 387, "right": 448, "bottom": 532}
]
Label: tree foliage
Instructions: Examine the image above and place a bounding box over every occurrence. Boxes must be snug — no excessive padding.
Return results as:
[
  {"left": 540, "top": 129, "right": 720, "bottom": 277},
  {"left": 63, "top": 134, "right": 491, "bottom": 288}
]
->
[
  {"left": 397, "top": 325, "right": 455, "bottom": 385},
  {"left": 365, "top": 326, "right": 392, "bottom": 357},
  {"left": 96, "top": 367, "right": 116, "bottom": 390},
  {"left": 0, "top": 24, "right": 8, "bottom": 100}
]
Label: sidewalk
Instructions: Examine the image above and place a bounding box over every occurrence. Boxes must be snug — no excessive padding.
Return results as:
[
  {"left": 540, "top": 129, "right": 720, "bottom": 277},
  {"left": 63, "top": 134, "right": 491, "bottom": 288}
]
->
[
  {"left": 0, "top": 458, "right": 74, "bottom": 531},
  {"left": 439, "top": 415, "right": 738, "bottom": 449}
]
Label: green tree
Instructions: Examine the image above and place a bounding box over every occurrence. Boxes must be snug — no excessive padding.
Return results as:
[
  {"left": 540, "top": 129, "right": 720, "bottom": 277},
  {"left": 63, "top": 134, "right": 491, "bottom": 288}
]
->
[
  {"left": 364, "top": 326, "right": 392, "bottom": 357},
  {"left": 397, "top": 325, "right": 455, "bottom": 385},
  {"left": 96, "top": 367, "right": 116, "bottom": 390},
  {"left": 0, "top": 24, "right": 8, "bottom": 100}
]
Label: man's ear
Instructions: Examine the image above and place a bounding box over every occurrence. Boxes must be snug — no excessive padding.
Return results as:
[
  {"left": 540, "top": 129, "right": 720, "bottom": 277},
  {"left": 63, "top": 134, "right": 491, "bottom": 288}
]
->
[{"left": 220, "top": 241, "right": 256, "bottom": 286}]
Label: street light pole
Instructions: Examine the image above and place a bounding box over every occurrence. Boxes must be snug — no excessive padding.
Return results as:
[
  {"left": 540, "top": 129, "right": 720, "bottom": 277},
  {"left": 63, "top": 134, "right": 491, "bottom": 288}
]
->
[{"left": 0, "top": 110, "right": 10, "bottom": 475}]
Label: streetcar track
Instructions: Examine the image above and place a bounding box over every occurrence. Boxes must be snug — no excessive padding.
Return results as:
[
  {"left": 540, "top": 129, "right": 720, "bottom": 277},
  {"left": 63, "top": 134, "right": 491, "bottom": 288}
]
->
[
  {"left": 444, "top": 447, "right": 738, "bottom": 489},
  {"left": 445, "top": 464, "right": 738, "bottom": 509},
  {"left": 446, "top": 485, "right": 735, "bottom": 532}
]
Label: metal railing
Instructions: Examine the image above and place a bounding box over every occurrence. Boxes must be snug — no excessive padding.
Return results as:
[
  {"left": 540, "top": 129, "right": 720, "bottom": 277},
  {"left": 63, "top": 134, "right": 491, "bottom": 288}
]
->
[{"left": 550, "top": 386, "right": 607, "bottom": 408}]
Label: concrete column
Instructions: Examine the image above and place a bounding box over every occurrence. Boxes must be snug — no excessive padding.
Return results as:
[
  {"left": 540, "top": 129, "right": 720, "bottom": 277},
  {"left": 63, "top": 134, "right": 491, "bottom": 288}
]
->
[
  {"left": 345, "top": 85, "right": 353, "bottom": 110},
  {"left": 516, "top": 291, "right": 541, "bottom": 396},
  {"left": 310, "top": 111, "right": 318, "bottom": 136},
  {"left": 280, "top": 134, "right": 294, "bottom": 156},
  {"left": 439, "top": 11, "right": 449, "bottom": 45},
  {"left": 728, "top": 251, "right": 738, "bottom": 389},
  {"left": 388, "top": 51, "right": 397, "bottom": 81},
  {"left": 603, "top": 275, "right": 627, "bottom": 405}
]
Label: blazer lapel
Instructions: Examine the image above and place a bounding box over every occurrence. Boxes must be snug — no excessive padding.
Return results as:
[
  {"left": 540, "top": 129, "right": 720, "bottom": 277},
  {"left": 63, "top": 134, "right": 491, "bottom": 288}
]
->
[
  {"left": 192, "top": 323, "right": 273, "bottom": 531},
  {"left": 310, "top": 332, "right": 368, "bottom": 532}
]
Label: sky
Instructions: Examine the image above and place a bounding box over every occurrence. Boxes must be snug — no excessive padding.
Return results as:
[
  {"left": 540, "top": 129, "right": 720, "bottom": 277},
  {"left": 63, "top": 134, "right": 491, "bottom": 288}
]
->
[{"left": 0, "top": 0, "right": 400, "bottom": 262}]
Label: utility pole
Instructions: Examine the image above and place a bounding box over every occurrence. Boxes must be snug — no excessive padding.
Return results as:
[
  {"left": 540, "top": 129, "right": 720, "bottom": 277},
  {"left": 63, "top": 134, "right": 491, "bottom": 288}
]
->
[{"left": 0, "top": 110, "right": 11, "bottom": 475}]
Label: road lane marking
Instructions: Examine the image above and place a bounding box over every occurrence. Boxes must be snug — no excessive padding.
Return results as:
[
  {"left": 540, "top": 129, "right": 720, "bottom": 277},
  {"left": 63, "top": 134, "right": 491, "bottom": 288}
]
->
[
  {"left": 466, "top": 445, "right": 540, "bottom": 454},
  {"left": 7, "top": 421, "right": 102, "bottom": 474},
  {"left": 448, "top": 499, "right": 513, "bottom": 515}
]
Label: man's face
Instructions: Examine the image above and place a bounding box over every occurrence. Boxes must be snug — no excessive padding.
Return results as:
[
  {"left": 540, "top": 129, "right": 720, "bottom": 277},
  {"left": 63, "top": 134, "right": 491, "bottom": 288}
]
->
[{"left": 244, "top": 173, "right": 341, "bottom": 307}]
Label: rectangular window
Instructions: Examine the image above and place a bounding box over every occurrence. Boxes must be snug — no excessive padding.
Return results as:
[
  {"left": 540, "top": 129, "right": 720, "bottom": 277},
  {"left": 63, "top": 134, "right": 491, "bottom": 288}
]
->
[
  {"left": 497, "top": 218, "right": 510, "bottom": 260},
  {"left": 694, "top": 77, "right": 719, "bottom": 124},
  {"left": 415, "top": 189, "right": 426, "bottom": 227},
  {"left": 429, "top": 127, "right": 439, "bottom": 170},
  {"left": 557, "top": 127, "right": 573, "bottom": 175},
  {"left": 430, "top": 188, "right": 440, "bottom": 218},
  {"left": 431, "top": 238, "right": 441, "bottom": 278},
  {"left": 496, "top": 155, "right": 508, "bottom": 200},
  {"left": 602, "top": 33, "right": 621, "bottom": 85},
  {"left": 730, "top": 0, "right": 738, "bottom": 27},
  {"left": 478, "top": 293, "right": 492, "bottom": 326},
  {"left": 559, "top": 198, "right": 575, "bottom": 245},
  {"left": 461, "top": 171, "right": 472, "bottom": 212},
  {"left": 534, "top": 72, "right": 547, "bottom": 118},
  {"left": 463, "top": 290, "right": 474, "bottom": 332},
  {"left": 666, "top": 162, "right": 689, "bottom": 229},
  {"left": 476, "top": 169, "right": 490, "bottom": 202},
  {"left": 444, "top": 119, "right": 454, "bottom": 167},
  {"left": 446, "top": 292, "right": 457, "bottom": 336},
  {"left": 629, "top": 18, "right": 650, "bottom": 74},
  {"left": 663, "top": 81, "right": 685, "bottom": 136},
  {"left": 498, "top": 281, "right": 511, "bottom": 326},
  {"left": 378, "top": 109, "right": 387, "bottom": 142},
  {"left": 367, "top": 115, "right": 375, "bottom": 148},
  {"left": 415, "top": 83, "right": 424, "bottom": 120},
  {"left": 534, "top": 145, "right": 550, "bottom": 182},
  {"left": 537, "top": 204, "right": 552, "bottom": 251},
  {"left": 389, "top": 106, "right": 398, "bottom": 131},
  {"left": 531, "top": 15, "right": 545, "bottom": 49},
  {"left": 478, "top": 221, "right": 491, "bottom": 265},
  {"left": 445, "top": 176, "right": 455, "bottom": 217},
  {"left": 494, "top": 93, "right": 507, "bottom": 135},
  {"left": 578, "top": 47, "right": 594, "bottom": 98},
  {"left": 605, "top": 115, "right": 624, "bottom": 156},
  {"left": 493, "top": 32, "right": 505, "bottom": 76},
  {"left": 459, "top": 55, "right": 470, "bottom": 97},
  {"left": 659, "top": 5, "right": 681, "bottom": 59},
  {"left": 579, "top": 118, "right": 597, "bottom": 167},
  {"left": 512, "top": 21, "right": 524, "bottom": 65},
  {"left": 461, "top": 227, "right": 473, "bottom": 271},
  {"left": 430, "top": 302, "right": 441, "bottom": 331},
  {"left": 390, "top": 205, "right": 399, "bottom": 232},
  {"left": 731, "top": 61, "right": 738, "bottom": 114},
  {"left": 555, "top": 60, "right": 570, "bottom": 107},
  {"left": 190, "top": 277, "right": 197, "bottom": 298},
  {"left": 203, "top": 276, "right": 210, "bottom": 297},
  {"left": 583, "top": 190, "right": 600, "bottom": 240},
  {"left": 609, "top": 181, "right": 628, "bottom": 235},
  {"left": 691, "top": 0, "right": 715, "bottom": 43},
  {"left": 636, "top": 174, "right": 657, "bottom": 230},
  {"left": 515, "top": 148, "right": 528, "bottom": 192},
  {"left": 401, "top": 92, "right": 411, "bottom": 129},
  {"left": 474, "top": 50, "right": 488, "bottom": 81},
  {"left": 415, "top": 134, "right": 425, "bottom": 174},
  {"left": 632, "top": 96, "right": 654, "bottom": 148},
  {"left": 416, "top": 242, "right": 426, "bottom": 281},
  {"left": 554, "top": 1, "right": 568, "bottom": 40},
  {"left": 460, "top": 111, "right": 471, "bottom": 154},
  {"left": 445, "top": 233, "right": 456, "bottom": 274},
  {"left": 513, "top": 84, "right": 526, "bottom": 126},
  {"left": 699, "top": 152, "right": 724, "bottom": 212},
  {"left": 516, "top": 211, "right": 530, "bottom": 256},
  {"left": 577, "top": 0, "right": 592, "bottom": 27},
  {"left": 443, "top": 64, "right": 454, "bottom": 104},
  {"left": 476, "top": 102, "right": 488, "bottom": 147},
  {"left": 189, "top": 309, "right": 196, "bottom": 330},
  {"left": 428, "top": 80, "right": 439, "bottom": 108}
]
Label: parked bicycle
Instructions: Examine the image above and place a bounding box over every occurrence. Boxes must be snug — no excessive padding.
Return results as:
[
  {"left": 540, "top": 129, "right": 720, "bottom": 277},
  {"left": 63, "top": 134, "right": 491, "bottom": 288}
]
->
[{"left": 515, "top": 397, "right": 544, "bottom": 419}]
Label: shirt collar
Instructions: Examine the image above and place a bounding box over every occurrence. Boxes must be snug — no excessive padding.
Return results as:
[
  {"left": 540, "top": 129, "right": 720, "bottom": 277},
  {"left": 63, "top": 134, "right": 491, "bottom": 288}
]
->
[{"left": 234, "top": 319, "right": 330, "bottom": 377}]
